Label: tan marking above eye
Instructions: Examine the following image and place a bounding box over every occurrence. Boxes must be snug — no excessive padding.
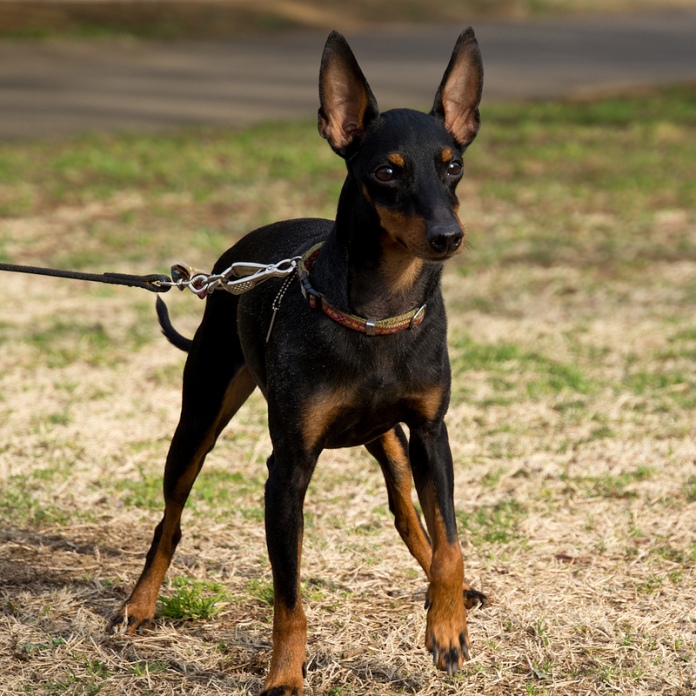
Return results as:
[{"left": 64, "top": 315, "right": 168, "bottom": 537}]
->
[
  {"left": 387, "top": 152, "right": 405, "bottom": 167},
  {"left": 441, "top": 147, "right": 454, "bottom": 163}
]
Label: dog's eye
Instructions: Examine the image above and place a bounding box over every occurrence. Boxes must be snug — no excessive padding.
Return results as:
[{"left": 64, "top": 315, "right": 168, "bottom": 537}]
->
[
  {"left": 447, "top": 160, "right": 463, "bottom": 178},
  {"left": 374, "top": 166, "right": 396, "bottom": 183}
]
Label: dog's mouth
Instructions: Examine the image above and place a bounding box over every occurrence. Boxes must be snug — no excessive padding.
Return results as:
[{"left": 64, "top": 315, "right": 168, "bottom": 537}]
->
[
  {"left": 390, "top": 235, "right": 464, "bottom": 263},
  {"left": 378, "top": 209, "right": 465, "bottom": 262}
]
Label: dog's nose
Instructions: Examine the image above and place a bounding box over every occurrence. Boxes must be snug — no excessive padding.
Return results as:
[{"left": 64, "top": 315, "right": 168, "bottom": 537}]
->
[{"left": 428, "top": 224, "right": 464, "bottom": 255}]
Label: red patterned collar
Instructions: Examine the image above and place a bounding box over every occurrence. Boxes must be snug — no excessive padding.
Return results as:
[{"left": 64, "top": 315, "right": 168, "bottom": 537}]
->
[{"left": 298, "top": 243, "right": 426, "bottom": 336}]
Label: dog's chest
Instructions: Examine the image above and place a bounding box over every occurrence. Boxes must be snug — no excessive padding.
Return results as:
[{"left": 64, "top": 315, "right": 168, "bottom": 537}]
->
[{"left": 300, "top": 369, "right": 445, "bottom": 450}]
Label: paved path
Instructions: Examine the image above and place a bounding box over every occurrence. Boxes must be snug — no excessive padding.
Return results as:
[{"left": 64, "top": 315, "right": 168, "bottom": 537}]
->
[{"left": 1, "top": 11, "right": 696, "bottom": 139}]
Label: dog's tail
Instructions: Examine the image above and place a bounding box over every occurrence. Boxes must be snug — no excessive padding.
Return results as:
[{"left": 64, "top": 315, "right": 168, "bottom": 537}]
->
[{"left": 155, "top": 297, "right": 193, "bottom": 353}]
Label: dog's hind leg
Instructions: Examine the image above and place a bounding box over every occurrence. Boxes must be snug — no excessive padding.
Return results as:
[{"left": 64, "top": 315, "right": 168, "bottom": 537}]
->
[
  {"left": 110, "top": 298, "right": 256, "bottom": 634},
  {"left": 366, "top": 427, "right": 487, "bottom": 611},
  {"left": 366, "top": 426, "right": 434, "bottom": 576}
]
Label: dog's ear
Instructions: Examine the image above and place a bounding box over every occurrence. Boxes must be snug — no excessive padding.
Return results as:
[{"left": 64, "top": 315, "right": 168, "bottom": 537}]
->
[
  {"left": 431, "top": 27, "right": 483, "bottom": 149},
  {"left": 318, "top": 31, "right": 379, "bottom": 158}
]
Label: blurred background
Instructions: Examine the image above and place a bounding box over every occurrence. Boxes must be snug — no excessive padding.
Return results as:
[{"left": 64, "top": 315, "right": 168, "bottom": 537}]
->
[{"left": 1, "top": 0, "right": 696, "bottom": 138}]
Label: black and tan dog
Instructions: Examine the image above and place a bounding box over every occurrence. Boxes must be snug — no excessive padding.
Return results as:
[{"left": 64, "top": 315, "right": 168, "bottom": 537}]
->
[{"left": 111, "top": 28, "right": 486, "bottom": 694}]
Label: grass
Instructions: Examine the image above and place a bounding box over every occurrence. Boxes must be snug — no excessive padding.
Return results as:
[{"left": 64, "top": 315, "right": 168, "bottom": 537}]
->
[
  {"left": 1, "top": 84, "right": 696, "bottom": 694},
  {"left": 158, "top": 576, "right": 229, "bottom": 621}
]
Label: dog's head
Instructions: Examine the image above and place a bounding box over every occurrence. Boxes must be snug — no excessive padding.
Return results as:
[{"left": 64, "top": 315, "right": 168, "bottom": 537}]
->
[{"left": 318, "top": 30, "right": 483, "bottom": 261}]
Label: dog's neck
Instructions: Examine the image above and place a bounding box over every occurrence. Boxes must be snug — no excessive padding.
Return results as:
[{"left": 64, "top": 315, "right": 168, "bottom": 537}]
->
[{"left": 311, "top": 176, "right": 443, "bottom": 320}]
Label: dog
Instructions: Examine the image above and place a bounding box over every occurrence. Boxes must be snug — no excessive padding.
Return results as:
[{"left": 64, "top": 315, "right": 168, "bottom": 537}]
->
[{"left": 111, "top": 28, "right": 486, "bottom": 695}]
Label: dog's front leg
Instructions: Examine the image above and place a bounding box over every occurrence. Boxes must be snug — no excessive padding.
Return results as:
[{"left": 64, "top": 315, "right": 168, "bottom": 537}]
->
[
  {"left": 409, "top": 421, "right": 469, "bottom": 675},
  {"left": 259, "top": 449, "right": 316, "bottom": 696}
]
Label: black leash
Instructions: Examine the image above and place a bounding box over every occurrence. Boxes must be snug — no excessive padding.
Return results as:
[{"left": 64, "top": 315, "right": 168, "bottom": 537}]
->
[
  {"left": 0, "top": 256, "right": 300, "bottom": 297},
  {"left": 0, "top": 262, "right": 171, "bottom": 293}
]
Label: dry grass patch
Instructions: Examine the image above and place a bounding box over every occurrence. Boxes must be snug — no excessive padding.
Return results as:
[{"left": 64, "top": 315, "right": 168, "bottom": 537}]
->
[{"left": 2, "top": 87, "right": 696, "bottom": 694}]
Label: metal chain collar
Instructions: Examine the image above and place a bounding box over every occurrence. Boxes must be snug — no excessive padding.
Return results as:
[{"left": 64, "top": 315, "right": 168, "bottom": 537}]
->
[{"left": 164, "top": 257, "right": 301, "bottom": 299}]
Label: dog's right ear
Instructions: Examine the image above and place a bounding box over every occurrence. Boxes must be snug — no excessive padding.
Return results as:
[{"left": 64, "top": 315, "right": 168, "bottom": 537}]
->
[{"left": 318, "top": 31, "right": 379, "bottom": 158}]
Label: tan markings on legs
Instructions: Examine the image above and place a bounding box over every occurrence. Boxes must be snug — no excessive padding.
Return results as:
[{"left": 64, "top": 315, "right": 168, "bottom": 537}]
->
[
  {"left": 263, "top": 531, "right": 307, "bottom": 695},
  {"left": 300, "top": 385, "right": 354, "bottom": 451},
  {"left": 376, "top": 429, "right": 485, "bottom": 610},
  {"left": 420, "top": 482, "right": 468, "bottom": 672},
  {"left": 115, "top": 367, "right": 256, "bottom": 634},
  {"left": 377, "top": 429, "right": 433, "bottom": 577},
  {"left": 118, "top": 520, "right": 178, "bottom": 632},
  {"left": 262, "top": 600, "right": 307, "bottom": 695},
  {"left": 374, "top": 429, "right": 485, "bottom": 615}
]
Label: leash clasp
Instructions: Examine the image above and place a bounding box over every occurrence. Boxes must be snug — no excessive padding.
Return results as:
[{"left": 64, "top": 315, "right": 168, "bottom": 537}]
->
[
  {"left": 169, "top": 257, "right": 300, "bottom": 299},
  {"left": 226, "top": 258, "right": 298, "bottom": 293}
]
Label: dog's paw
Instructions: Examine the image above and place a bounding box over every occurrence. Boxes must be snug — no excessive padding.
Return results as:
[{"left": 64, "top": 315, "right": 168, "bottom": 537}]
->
[
  {"left": 425, "top": 586, "right": 470, "bottom": 675},
  {"left": 258, "top": 661, "right": 306, "bottom": 696},
  {"left": 428, "top": 629, "right": 470, "bottom": 675},
  {"left": 426, "top": 619, "right": 470, "bottom": 676},
  {"left": 258, "top": 688, "right": 301, "bottom": 696},
  {"left": 463, "top": 583, "right": 489, "bottom": 610},
  {"left": 108, "top": 604, "right": 155, "bottom": 635}
]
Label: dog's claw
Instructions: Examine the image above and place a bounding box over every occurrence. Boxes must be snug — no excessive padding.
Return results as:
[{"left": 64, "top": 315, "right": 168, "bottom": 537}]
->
[
  {"left": 463, "top": 586, "right": 489, "bottom": 610},
  {"left": 259, "top": 688, "right": 300, "bottom": 696},
  {"left": 460, "top": 631, "right": 471, "bottom": 661},
  {"left": 428, "top": 625, "right": 471, "bottom": 675},
  {"left": 108, "top": 609, "right": 154, "bottom": 635},
  {"left": 108, "top": 613, "right": 129, "bottom": 634}
]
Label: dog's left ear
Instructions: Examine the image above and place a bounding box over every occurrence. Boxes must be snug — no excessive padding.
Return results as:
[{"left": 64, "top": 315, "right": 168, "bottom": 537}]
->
[
  {"left": 431, "top": 27, "right": 484, "bottom": 149},
  {"left": 318, "top": 31, "right": 379, "bottom": 158}
]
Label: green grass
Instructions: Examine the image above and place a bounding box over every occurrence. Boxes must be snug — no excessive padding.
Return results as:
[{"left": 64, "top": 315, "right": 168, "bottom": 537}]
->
[
  {"left": 457, "top": 499, "right": 528, "bottom": 545},
  {"left": 463, "top": 86, "right": 696, "bottom": 271},
  {"left": 247, "top": 578, "right": 275, "bottom": 607},
  {"left": 0, "top": 122, "right": 339, "bottom": 218},
  {"left": 158, "top": 576, "right": 228, "bottom": 621},
  {"left": 0, "top": 463, "right": 76, "bottom": 526},
  {"left": 26, "top": 320, "right": 111, "bottom": 368},
  {"left": 450, "top": 333, "right": 593, "bottom": 403},
  {"left": 190, "top": 469, "right": 266, "bottom": 513},
  {"left": 115, "top": 466, "right": 163, "bottom": 510},
  {"left": 561, "top": 466, "right": 656, "bottom": 500}
]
